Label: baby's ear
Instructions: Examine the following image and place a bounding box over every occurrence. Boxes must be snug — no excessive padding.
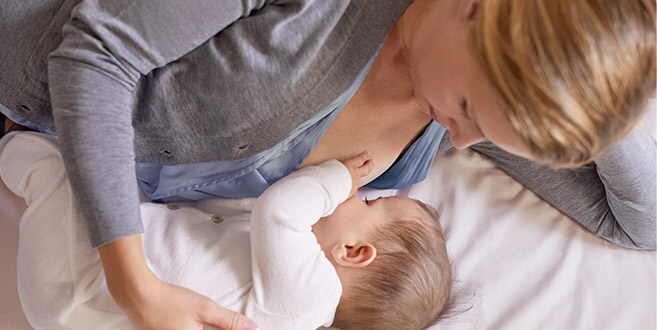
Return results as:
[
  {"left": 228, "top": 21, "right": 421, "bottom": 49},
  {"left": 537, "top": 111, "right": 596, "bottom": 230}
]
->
[{"left": 331, "top": 243, "right": 377, "bottom": 268}]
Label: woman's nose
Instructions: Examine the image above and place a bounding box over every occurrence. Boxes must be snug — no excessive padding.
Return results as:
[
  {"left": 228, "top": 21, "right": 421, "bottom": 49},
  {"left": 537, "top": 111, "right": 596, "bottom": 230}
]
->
[{"left": 449, "top": 121, "right": 485, "bottom": 149}]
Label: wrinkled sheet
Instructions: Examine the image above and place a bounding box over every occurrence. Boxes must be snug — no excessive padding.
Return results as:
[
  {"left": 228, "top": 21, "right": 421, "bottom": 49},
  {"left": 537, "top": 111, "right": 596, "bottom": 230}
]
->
[{"left": 1, "top": 104, "right": 655, "bottom": 329}]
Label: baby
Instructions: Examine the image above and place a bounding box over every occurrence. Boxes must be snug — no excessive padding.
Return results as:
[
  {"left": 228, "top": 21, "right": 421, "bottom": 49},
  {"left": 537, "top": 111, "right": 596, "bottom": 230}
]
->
[{"left": 0, "top": 131, "right": 452, "bottom": 330}]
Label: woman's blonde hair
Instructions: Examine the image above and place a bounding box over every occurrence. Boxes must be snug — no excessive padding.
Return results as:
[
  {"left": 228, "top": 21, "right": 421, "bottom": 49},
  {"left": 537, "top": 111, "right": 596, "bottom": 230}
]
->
[
  {"left": 332, "top": 200, "right": 454, "bottom": 330},
  {"left": 475, "top": 0, "right": 656, "bottom": 167}
]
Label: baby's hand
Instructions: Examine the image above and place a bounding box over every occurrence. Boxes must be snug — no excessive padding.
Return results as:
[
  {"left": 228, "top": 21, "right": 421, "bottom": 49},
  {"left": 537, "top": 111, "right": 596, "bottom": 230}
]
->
[{"left": 341, "top": 151, "right": 374, "bottom": 198}]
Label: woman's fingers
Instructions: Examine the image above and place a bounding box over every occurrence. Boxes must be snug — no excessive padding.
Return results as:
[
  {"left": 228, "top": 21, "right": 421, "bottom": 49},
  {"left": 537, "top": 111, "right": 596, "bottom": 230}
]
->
[{"left": 199, "top": 300, "right": 259, "bottom": 330}]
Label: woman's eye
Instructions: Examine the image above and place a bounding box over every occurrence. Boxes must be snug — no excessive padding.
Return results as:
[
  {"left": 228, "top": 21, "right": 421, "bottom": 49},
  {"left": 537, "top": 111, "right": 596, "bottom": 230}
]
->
[{"left": 460, "top": 99, "right": 470, "bottom": 119}]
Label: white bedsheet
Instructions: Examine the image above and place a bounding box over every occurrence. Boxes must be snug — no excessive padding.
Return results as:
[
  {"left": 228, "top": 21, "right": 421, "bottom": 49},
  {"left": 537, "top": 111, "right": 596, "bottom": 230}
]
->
[
  {"left": 403, "top": 149, "right": 655, "bottom": 329},
  {"left": 1, "top": 105, "right": 655, "bottom": 329}
]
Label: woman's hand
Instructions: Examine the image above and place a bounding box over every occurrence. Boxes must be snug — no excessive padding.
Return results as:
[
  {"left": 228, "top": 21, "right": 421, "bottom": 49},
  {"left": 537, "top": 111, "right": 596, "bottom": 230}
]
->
[
  {"left": 99, "top": 234, "right": 259, "bottom": 330},
  {"left": 341, "top": 151, "right": 374, "bottom": 198},
  {"left": 124, "top": 278, "right": 258, "bottom": 330}
]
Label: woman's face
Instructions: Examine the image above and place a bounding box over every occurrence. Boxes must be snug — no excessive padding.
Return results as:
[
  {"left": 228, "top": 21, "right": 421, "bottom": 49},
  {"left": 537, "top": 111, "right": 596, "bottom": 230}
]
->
[{"left": 402, "top": 0, "right": 532, "bottom": 159}]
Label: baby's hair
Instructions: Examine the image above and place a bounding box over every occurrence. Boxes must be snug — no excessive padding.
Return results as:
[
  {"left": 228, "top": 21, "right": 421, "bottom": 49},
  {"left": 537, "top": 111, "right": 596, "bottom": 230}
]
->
[{"left": 332, "top": 198, "right": 454, "bottom": 330}]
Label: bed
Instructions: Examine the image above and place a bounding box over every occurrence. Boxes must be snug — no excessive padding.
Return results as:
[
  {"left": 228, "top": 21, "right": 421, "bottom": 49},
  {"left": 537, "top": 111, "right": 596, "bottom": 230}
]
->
[{"left": 1, "top": 102, "right": 655, "bottom": 329}]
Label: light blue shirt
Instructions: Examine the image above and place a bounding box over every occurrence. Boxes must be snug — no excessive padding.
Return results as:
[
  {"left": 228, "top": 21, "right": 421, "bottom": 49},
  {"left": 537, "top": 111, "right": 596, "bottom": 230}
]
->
[
  {"left": 134, "top": 53, "right": 446, "bottom": 203},
  {"left": 0, "top": 51, "right": 445, "bottom": 205}
]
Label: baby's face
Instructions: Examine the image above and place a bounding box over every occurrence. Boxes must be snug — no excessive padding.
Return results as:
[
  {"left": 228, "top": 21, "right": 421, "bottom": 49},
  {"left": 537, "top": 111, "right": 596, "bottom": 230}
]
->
[{"left": 312, "top": 195, "right": 417, "bottom": 251}]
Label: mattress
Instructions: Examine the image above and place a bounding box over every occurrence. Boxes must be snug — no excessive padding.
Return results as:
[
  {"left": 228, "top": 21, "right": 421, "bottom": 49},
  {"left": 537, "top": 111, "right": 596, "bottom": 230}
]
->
[{"left": 1, "top": 103, "right": 655, "bottom": 329}]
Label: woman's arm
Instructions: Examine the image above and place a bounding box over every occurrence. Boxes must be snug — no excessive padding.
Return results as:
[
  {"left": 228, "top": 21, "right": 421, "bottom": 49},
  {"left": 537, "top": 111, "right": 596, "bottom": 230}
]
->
[
  {"left": 99, "top": 235, "right": 256, "bottom": 330},
  {"left": 0, "top": 132, "right": 256, "bottom": 329},
  {"left": 594, "top": 128, "right": 656, "bottom": 249},
  {"left": 48, "top": 1, "right": 269, "bottom": 328},
  {"left": 461, "top": 128, "right": 656, "bottom": 250},
  {"left": 50, "top": 0, "right": 270, "bottom": 249}
]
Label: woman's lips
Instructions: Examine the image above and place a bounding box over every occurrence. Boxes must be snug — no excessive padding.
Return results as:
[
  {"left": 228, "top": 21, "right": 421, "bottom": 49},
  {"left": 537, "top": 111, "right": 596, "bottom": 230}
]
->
[
  {"left": 448, "top": 119, "right": 458, "bottom": 141},
  {"left": 429, "top": 106, "right": 459, "bottom": 140}
]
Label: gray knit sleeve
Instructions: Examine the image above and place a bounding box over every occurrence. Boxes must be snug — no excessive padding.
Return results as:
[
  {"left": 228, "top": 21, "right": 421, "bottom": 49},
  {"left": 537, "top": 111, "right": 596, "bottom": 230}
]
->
[
  {"left": 48, "top": 0, "right": 269, "bottom": 246},
  {"left": 594, "top": 128, "right": 656, "bottom": 249},
  {"left": 458, "top": 127, "right": 656, "bottom": 250}
]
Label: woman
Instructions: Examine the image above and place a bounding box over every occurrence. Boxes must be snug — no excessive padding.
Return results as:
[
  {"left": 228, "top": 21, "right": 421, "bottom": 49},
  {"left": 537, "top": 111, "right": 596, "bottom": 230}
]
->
[{"left": 0, "top": 0, "right": 654, "bottom": 329}]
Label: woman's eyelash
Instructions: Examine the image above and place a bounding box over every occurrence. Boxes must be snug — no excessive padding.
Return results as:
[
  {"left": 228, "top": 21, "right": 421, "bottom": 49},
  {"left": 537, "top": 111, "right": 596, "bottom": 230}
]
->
[{"left": 460, "top": 99, "right": 470, "bottom": 119}]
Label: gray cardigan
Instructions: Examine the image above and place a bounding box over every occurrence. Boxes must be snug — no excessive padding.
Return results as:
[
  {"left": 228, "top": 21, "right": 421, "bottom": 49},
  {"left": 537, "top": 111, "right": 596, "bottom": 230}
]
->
[
  {"left": 0, "top": 0, "right": 411, "bottom": 246},
  {"left": 1, "top": 0, "right": 654, "bottom": 249}
]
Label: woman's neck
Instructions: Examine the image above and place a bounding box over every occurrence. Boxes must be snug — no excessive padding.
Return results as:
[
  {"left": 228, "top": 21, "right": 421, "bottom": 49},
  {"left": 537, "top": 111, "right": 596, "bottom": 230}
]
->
[
  {"left": 298, "top": 14, "right": 432, "bottom": 180},
  {"left": 353, "top": 20, "right": 415, "bottom": 109}
]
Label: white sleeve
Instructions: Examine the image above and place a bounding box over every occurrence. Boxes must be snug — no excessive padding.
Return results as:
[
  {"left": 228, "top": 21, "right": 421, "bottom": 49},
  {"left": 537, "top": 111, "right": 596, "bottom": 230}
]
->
[
  {"left": 245, "top": 159, "right": 351, "bottom": 330},
  {"left": 0, "top": 132, "right": 67, "bottom": 206},
  {"left": 0, "top": 132, "right": 127, "bottom": 328}
]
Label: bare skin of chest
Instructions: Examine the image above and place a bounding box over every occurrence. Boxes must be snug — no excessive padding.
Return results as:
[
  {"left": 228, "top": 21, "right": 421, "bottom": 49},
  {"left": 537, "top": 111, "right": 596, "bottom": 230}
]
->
[
  {"left": 299, "top": 39, "right": 432, "bottom": 185},
  {"left": 299, "top": 94, "right": 431, "bottom": 185}
]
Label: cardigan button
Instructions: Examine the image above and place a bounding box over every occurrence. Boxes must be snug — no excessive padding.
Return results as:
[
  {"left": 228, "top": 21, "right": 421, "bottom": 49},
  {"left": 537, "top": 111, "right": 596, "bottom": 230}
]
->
[{"left": 211, "top": 215, "right": 224, "bottom": 224}]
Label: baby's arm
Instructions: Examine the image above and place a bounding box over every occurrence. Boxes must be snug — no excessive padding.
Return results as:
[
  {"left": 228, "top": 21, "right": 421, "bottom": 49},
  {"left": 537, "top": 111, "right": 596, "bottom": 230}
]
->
[{"left": 246, "top": 153, "right": 371, "bottom": 329}]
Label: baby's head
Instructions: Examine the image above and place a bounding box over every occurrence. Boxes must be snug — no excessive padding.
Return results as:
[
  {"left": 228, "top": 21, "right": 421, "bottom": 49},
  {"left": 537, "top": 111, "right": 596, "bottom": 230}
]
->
[{"left": 312, "top": 195, "right": 452, "bottom": 330}]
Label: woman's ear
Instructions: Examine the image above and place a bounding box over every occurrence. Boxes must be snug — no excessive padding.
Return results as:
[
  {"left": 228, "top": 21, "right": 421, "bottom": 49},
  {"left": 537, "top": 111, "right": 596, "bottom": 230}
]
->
[{"left": 331, "top": 243, "right": 377, "bottom": 268}]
